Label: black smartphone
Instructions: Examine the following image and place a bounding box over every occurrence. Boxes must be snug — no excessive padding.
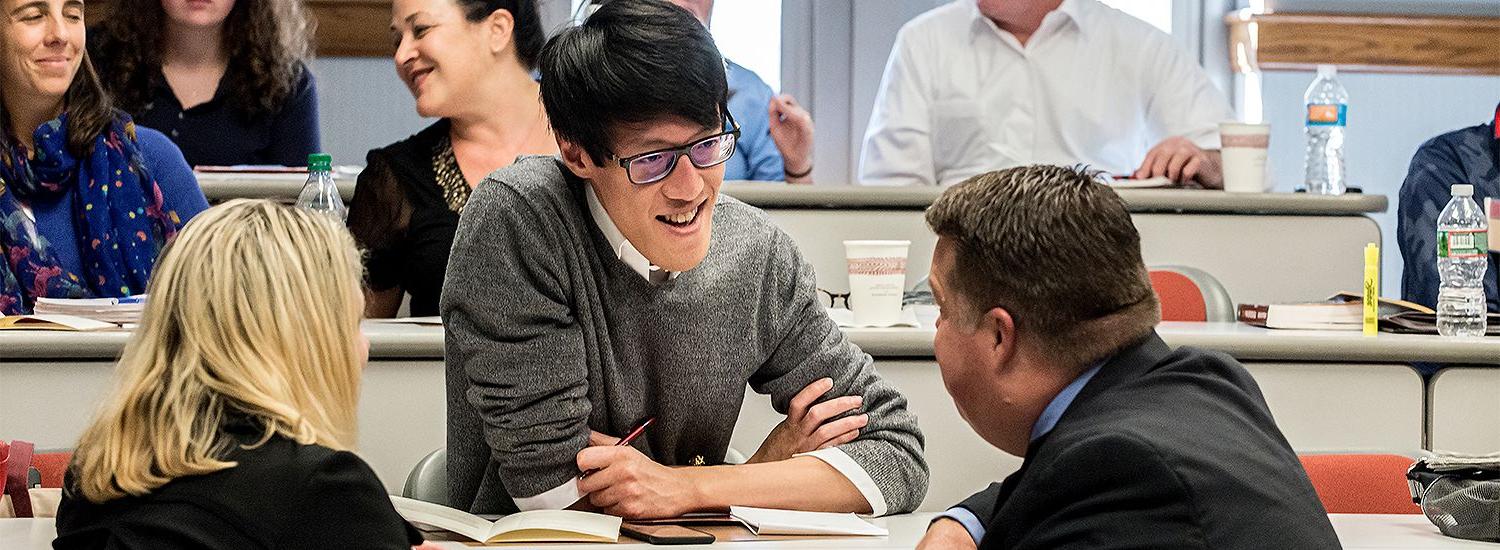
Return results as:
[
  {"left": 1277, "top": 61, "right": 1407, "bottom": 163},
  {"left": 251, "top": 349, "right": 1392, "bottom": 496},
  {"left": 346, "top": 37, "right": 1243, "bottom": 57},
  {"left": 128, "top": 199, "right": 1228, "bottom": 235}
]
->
[{"left": 620, "top": 523, "right": 716, "bottom": 545}]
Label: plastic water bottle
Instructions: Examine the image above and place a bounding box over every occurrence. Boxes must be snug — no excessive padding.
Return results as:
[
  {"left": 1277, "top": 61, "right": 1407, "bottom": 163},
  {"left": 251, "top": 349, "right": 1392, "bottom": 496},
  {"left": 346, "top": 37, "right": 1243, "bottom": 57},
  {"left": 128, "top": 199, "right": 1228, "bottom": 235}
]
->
[
  {"left": 1436, "top": 184, "right": 1488, "bottom": 337},
  {"left": 296, "top": 153, "right": 346, "bottom": 221},
  {"left": 1303, "top": 65, "right": 1348, "bottom": 195}
]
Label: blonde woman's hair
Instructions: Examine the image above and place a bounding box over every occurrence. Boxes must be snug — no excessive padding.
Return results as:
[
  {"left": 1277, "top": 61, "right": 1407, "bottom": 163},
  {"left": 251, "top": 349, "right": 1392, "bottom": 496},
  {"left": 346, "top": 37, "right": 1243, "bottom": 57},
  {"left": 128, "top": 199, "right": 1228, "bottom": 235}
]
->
[{"left": 71, "top": 199, "right": 366, "bottom": 503}]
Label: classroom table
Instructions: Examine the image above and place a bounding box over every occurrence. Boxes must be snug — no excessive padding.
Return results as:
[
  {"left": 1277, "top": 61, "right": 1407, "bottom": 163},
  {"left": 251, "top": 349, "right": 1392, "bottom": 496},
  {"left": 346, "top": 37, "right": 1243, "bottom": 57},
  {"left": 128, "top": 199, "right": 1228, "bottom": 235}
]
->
[
  {"left": 191, "top": 175, "right": 1387, "bottom": 305},
  {"left": 0, "top": 514, "right": 1486, "bottom": 549},
  {"left": 6, "top": 308, "right": 1485, "bottom": 511}
]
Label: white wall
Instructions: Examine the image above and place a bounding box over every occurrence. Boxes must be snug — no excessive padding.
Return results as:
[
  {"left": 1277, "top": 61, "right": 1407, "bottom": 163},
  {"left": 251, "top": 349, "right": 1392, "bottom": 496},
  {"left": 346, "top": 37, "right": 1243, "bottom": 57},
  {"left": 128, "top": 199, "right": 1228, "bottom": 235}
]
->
[
  {"left": 1258, "top": 71, "right": 1499, "bottom": 295},
  {"left": 309, "top": 57, "right": 430, "bottom": 167}
]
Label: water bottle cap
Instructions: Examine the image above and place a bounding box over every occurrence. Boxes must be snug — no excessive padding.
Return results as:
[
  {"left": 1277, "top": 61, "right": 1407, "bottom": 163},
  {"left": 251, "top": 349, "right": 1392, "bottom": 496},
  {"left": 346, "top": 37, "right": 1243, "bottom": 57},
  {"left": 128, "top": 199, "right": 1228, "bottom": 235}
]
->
[
  {"left": 307, "top": 153, "right": 332, "bottom": 171},
  {"left": 1452, "top": 184, "right": 1474, "bottom": 197},
  {"left": 1317, "top": 65, "right": 1336, "bottom": 78}
]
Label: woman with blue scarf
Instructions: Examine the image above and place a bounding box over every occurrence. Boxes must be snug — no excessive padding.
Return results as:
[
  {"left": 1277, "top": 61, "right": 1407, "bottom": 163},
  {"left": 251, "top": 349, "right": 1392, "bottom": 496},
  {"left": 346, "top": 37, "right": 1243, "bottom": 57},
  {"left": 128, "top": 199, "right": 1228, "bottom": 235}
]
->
[{"left": 0, "top": 0, "right": 207, "bottom": 315}]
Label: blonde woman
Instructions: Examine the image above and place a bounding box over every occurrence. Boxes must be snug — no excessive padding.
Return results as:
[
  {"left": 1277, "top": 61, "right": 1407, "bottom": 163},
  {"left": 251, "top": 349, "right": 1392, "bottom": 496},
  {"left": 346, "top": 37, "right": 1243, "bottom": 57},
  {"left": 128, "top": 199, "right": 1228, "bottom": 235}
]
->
[{"left": 53, "top": 200, "right": 423, "bottom": 549}]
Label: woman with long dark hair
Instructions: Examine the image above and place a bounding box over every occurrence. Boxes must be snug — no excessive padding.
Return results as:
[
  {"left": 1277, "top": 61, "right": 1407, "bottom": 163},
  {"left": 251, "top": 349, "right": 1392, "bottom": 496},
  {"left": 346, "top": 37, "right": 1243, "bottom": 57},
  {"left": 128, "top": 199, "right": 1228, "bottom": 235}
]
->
[
  {"left": 90, "top": 0, "right": 319, "bottom": 166},
  {"left": 0, "top": 0, "right": 207, "bottom": 315},
  {"left": 348, "top": 0, "right": 553, "bottom": 317}
]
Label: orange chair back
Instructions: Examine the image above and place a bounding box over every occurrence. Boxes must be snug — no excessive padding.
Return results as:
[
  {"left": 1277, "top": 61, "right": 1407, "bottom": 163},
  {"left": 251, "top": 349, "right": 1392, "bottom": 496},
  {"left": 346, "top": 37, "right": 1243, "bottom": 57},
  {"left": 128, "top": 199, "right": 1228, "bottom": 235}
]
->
[
  {"left": 1149, "top": 270, "right": 1208, "bottom": 322},
  {"left": 1298, "top": 454, "right": 1421, "bottom": 514},
  {"left": 31, "top": 452, "right": 71, "bottom": 489}
]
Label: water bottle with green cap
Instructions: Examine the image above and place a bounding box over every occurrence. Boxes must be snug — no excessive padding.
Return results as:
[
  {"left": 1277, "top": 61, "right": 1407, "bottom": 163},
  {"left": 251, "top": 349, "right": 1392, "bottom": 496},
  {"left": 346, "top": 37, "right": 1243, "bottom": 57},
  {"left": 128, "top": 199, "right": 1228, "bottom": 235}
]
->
[{"left": 296, "top": 153, "right": 346, "bottom": 221}]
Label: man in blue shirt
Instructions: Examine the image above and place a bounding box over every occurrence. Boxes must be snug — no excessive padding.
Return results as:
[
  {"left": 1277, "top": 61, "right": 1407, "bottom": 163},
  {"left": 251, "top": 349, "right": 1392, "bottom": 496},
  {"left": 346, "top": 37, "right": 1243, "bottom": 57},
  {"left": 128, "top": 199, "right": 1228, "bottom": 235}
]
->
[
  {"left": 1398, "top": 103, "right": 1500, "bottom": 314},
  {"left": 917, "top": 165, "right": 1336, "bottom": 549},
  {"left": 662, "top": 0, "right": 816, "bottom": 183}
]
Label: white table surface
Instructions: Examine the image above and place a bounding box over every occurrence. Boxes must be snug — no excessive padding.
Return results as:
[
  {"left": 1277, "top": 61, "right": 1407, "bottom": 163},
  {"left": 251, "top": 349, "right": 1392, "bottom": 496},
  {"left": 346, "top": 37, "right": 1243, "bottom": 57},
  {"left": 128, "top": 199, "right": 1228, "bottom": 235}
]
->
[
  {"left": 190, "top": 174, "right": 1387, "bottom": 214},
  {"left": 2, "top": 514, "right": 1487, "bottom": 549},
  {"left": 7, "top": 308, "right": 1500, "bottom": 364}
]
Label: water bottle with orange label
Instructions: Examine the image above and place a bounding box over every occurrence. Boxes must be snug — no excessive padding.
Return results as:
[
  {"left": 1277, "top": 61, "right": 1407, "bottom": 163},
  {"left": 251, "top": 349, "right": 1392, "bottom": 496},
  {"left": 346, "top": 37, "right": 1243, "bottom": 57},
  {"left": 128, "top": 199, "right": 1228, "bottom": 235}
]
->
[{"left": 1303, "top": 65, "right": 1348, "bottom": 195}]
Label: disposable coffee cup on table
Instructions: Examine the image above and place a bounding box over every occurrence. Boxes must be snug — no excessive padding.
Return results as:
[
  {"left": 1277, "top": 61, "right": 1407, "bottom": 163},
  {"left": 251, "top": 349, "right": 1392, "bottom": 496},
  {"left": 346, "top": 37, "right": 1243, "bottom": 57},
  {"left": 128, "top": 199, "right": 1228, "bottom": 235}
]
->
[
  {"left": 844, "top": 240, "right": 910, "bottom": 327},
  {"left": 1219, "top": 122, "right": 1271, "bottom": 193}
]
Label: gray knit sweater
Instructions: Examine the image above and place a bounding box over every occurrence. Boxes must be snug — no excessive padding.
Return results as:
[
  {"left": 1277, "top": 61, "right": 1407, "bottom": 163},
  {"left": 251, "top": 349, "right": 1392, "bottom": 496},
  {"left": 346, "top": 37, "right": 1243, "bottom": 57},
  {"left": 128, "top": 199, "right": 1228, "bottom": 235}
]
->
[{"left": 441, "top": 157, "right": 928, "bottom": 515}]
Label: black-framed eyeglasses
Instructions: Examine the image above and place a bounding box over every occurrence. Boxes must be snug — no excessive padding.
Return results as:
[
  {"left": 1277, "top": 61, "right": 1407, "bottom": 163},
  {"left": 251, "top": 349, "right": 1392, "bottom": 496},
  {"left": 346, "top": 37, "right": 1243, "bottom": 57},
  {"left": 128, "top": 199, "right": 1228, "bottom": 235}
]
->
[
  {"left": 818, "top": 288, "right": 852, "bottom": 310},
  {"left": 607, "top": 112, "right": 741, "bottom": 185}
]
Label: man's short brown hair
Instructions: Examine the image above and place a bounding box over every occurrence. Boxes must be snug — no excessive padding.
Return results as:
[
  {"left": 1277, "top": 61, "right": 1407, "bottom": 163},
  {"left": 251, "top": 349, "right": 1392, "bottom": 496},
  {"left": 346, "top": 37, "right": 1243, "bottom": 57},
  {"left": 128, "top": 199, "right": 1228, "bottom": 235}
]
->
[{"left": 926, "top": 165, "right": 1161, "bottom": 368}]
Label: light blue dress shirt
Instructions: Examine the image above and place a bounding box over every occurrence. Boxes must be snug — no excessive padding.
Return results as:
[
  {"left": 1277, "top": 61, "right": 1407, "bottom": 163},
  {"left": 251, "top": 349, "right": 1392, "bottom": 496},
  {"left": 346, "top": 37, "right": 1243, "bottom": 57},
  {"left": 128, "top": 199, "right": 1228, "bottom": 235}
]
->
[
  {"left": 722, "top": 60, "right": 785, "bottom": 182},
  {"left": 935, "top": 361, "right": 1105, "bottom": 544}
]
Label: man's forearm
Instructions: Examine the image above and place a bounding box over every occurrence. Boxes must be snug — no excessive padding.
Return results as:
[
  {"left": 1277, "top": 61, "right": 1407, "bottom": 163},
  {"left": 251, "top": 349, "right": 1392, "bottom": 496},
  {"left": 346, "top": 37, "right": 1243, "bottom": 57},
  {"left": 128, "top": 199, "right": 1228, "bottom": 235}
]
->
[{"left": 684, "top": 456, "right": 871, "bottom": 513}]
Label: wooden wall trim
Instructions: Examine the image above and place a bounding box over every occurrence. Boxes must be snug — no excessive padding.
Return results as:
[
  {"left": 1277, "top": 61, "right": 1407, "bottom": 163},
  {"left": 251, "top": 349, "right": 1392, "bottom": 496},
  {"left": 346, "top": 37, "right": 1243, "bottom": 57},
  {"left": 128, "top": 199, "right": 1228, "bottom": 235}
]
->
[
  {"left": 1226, "top": 10, "right": 1500, "bottom": 75},
  {"left": 307, "top": 0, "right": 394, "bottom": 58},
  {"left": 85, "top": 0, "right": 395, "bottom": 58}
]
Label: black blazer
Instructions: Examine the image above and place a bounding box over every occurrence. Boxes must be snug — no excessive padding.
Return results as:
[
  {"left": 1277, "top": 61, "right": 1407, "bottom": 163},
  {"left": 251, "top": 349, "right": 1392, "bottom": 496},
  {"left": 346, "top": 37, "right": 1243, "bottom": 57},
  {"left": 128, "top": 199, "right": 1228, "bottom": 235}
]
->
[
  {"left": 54, "top": 420, "right": 422, "bottom": 550},
  {"left": 958, "top": 332, "right": 1341, "bottom": 550}
]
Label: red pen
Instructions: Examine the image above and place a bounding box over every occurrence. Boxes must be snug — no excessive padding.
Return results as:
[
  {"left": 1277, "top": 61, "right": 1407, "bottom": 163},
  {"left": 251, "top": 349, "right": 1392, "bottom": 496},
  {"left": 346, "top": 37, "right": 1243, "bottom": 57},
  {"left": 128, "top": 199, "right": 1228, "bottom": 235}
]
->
[
  {"left": 616, "top": 417, "right": 655, "bottom": 447},
  {"left": 581, "top": 417, "right": 654, "bottom": 478}
]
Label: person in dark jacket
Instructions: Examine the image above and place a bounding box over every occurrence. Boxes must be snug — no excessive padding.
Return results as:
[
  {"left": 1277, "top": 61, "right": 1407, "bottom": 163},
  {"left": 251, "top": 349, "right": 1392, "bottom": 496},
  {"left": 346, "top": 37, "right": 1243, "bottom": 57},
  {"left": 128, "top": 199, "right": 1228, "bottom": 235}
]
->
[
  {"left": 916, "top": 165, "right": 1340, "bottom": 550},
  {"left": 54, "top": 200, "right": 424, "bottom": 549},
  {"left": 1397, "top": 103, "right": 1500, "bottom": 314}
]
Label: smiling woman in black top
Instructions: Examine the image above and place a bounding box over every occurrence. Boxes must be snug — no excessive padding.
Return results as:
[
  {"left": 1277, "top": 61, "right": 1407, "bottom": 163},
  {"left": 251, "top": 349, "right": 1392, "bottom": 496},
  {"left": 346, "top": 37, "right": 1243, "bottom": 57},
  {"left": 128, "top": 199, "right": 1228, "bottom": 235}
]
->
[
  {"left": 347, "top": 0, "right": 554, "bottom": 318},
  {"left": 53, "top": 201, "right": 423, "bottom": 550},
  {"left": 89, "top": 0, "right": 319, "bottom": 167}
]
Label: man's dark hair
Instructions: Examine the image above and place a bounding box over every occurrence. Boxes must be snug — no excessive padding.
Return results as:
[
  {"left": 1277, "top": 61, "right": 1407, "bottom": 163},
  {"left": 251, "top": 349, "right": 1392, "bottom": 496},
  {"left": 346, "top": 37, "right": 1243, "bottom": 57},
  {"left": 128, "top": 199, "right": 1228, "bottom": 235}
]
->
[
  {"left": 539, "top": 0, "right": 727, "bottom": 166},
  {"left": 925, "top": 165, "right": 1161, "bottom": 369}
]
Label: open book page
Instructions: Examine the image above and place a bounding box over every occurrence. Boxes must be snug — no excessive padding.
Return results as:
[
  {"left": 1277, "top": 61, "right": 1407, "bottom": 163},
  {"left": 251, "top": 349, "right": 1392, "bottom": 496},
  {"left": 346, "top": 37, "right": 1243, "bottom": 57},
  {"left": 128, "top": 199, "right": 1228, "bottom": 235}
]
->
[
  {"left": 728, "top": 506, "right": 888, "bottom": 536},
  {"left": 487, "top": 509, "right": 620, "bottom": 543},
  {"left": 0, "top": 314, "right": 117, "bottom": 331},
  {"left": 390, "top": 496, "right": 496, "bottom": 542},
  {"left": 390, "top": 495, "right": 620, "bottom": 543}
]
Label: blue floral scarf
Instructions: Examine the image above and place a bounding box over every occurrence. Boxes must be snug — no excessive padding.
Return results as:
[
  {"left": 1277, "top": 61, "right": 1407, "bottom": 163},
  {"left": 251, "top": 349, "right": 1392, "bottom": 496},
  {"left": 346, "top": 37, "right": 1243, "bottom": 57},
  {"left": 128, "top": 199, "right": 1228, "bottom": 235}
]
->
[{"left": 0, "top": 114, "right": 181, "bottom": 315}]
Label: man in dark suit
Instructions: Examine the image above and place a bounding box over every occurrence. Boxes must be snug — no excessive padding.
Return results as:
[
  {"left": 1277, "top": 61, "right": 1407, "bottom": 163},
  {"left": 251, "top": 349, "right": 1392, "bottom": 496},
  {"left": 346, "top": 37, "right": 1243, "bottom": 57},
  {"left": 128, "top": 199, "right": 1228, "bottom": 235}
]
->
[{"left": 916, "top": 165, "right": 1341, "bottom": 549}]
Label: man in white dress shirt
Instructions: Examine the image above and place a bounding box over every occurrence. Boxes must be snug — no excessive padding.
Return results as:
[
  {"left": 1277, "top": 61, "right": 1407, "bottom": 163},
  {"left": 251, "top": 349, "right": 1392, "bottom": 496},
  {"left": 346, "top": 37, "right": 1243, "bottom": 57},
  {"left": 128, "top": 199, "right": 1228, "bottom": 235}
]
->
[{"left": 860, "top": 0, "right": 1236, "bottom": 187}]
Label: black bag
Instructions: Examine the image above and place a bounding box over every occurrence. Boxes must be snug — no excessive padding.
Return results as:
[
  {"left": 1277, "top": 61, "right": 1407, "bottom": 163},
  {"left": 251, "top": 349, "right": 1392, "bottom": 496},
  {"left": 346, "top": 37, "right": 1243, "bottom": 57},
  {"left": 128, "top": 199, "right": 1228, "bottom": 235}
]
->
[{"left": 1407, "top": 454, "right": 1500, "bottom": 542}]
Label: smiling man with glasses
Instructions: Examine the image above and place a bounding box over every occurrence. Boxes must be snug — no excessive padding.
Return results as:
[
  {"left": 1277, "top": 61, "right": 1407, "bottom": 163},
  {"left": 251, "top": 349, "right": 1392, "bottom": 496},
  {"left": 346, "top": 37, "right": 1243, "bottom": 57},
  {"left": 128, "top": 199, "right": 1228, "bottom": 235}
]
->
[{"left": 440, "top": 0, "right": 927, "bottom": 519}]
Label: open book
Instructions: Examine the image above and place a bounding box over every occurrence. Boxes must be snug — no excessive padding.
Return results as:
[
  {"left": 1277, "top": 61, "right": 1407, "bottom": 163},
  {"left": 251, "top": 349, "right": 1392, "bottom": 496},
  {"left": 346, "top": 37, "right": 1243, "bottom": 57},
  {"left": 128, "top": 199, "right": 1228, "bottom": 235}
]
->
[
  {"left": 0, "top": 314, "right": 117, "bottom": 331},
  {"left": 390, "top": 496, "right": 620, "bottom": 544}
]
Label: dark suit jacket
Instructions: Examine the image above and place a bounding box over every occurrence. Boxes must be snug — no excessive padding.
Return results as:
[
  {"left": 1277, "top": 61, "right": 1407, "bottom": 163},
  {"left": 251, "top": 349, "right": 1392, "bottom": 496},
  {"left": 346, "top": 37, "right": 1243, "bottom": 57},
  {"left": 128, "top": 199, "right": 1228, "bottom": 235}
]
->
[
  {"left": 53, "top": 419, "right": 422, "bottom": 550},
  {"left": 958, "top": 332, "right": 1340, "bottom": 550}
]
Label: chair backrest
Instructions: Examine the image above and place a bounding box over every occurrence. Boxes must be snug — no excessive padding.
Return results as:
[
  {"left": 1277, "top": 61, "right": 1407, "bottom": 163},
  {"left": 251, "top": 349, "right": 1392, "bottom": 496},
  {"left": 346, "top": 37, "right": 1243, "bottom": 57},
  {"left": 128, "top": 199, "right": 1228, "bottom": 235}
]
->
[
  {"left": 403, "top": 448, "right": 449, "bottom": 507},
  {"left": 31, "top": 452, "right": 71, "bottom": 489},
  {"left": 1298, "top": 453, "right": 1422, "bottom": 514},
  {"left": 1149, "top": 266, "right": 1235, "bottom": 322}
]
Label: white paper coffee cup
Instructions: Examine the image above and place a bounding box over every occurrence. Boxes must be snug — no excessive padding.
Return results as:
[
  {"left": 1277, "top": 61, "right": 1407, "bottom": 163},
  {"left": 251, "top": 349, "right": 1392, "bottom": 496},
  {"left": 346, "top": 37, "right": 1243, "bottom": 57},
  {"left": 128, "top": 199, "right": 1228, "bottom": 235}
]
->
[
  {"left": 844, "top": 240, "right": 910, "bottom": 327},
  {"left": 1219, "top": 122, "right": 1271, "bottom": 193}
]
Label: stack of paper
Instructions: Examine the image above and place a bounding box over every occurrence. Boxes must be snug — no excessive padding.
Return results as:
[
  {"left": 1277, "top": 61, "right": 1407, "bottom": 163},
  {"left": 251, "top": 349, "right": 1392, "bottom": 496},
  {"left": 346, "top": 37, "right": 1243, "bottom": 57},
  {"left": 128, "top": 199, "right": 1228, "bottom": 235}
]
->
[
  {"left": 729, "top": 506, "right": 889, "bottom": 536},
  {"left": 33, "top": 296, "right": 146, "bottom": 324},
  {"left": 826, "top": 308, "right": 921, "bottom": 328},
  {"left": 1237, "top": 292, "right": 1434, "bottom": 331}
]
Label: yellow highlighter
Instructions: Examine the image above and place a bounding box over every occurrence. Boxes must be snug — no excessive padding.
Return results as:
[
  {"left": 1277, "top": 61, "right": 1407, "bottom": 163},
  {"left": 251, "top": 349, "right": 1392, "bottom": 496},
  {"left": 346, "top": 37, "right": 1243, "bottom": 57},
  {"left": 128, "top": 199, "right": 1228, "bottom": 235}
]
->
[{"left": 1363, "top": 243, "right": 1379, "bottom": 336}]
